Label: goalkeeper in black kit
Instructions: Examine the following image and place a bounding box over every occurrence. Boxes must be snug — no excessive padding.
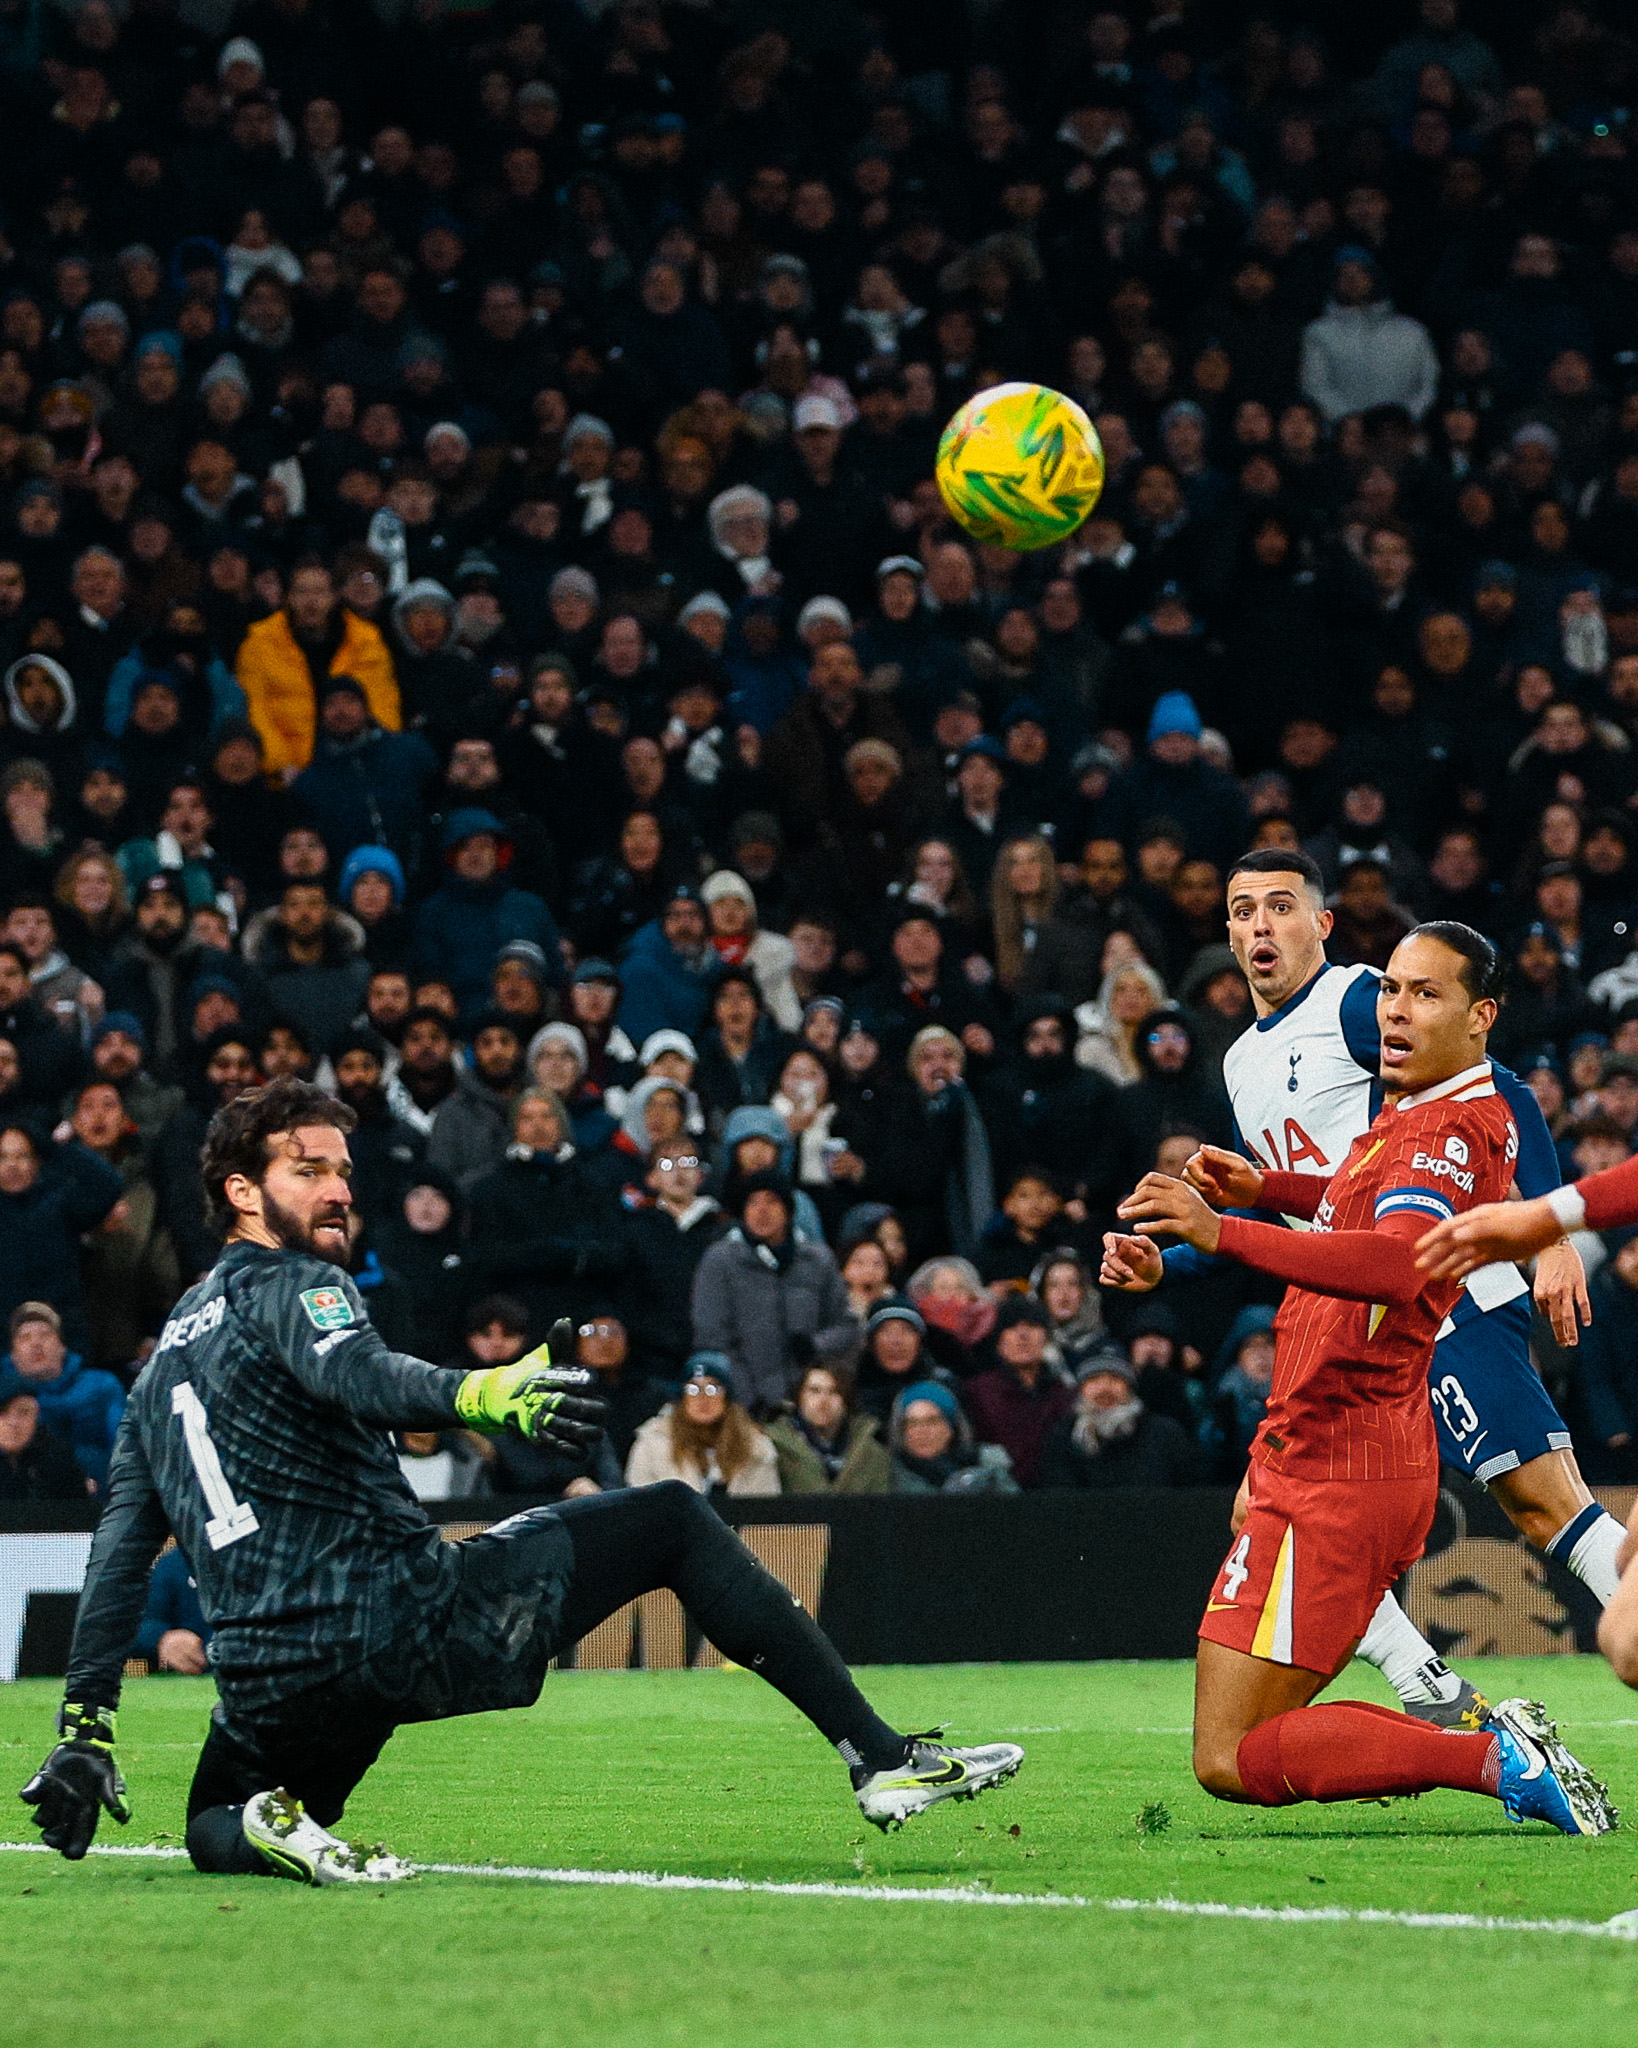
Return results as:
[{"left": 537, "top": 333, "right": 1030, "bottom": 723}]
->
[{"left": 21, "top": 1079, "right": 1022, "bottom": 1884}]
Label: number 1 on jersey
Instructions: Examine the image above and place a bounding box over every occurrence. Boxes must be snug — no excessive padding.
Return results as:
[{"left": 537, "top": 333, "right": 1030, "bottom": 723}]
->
[{"left": 171, "top": 1381, "right": 259, "bottom": 1550}]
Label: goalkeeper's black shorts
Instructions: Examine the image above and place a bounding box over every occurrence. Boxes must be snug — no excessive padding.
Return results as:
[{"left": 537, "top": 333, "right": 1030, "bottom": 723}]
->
[
  {"left": 186, "top": 1482, "right": 725, "bottom": 1826},
  {"left": 188, "top": 1503, "right": 576, "bottom": 1826}
]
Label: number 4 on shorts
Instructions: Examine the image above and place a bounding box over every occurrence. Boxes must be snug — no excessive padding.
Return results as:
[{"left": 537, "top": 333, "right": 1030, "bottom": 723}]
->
[{"left": 1221, "top": 1533, "right": 1251, "bottom": 1602}]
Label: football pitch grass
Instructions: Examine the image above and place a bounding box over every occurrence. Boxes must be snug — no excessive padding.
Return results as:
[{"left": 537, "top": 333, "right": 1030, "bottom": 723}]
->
[{"left": 2, "top": 1658, "right": 1637, "bottom": 2047}]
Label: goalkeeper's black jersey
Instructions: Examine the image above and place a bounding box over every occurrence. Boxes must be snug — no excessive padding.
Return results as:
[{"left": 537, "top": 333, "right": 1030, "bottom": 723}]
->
[{"left": 65, "top": 1240, "right": 470, "bottom": 1717}]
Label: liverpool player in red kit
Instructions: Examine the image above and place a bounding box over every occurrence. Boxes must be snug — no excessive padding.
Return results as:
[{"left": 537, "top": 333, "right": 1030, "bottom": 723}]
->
[{"left": 1105, "top": 925, "right": 1617, "bottom": 1832}]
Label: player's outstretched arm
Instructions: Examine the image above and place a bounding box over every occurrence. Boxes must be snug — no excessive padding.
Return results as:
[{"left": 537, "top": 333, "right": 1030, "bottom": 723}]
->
[
  {"left": 22, "top": 1422, "right": 167, "bottom": 1858},
  {"left": 1417, "top": 1194, "right": 1574, "bottom": 1282},
  {"left": 1486, "top": 1061, "right": 1592, "bottom": 1344},
  {"left": 1533, "top": 1236, "right": 1590, "bottom": 1347},
  {"left": 1211, "top": 1208, "right": 1427, "bottom": 1304},
  {"left": 262, "top": 1260, "right": 489, "bottom": 1428}
]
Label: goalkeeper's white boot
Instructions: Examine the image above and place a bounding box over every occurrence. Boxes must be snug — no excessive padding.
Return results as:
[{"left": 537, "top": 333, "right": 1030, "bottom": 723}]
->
[
  {"left": 852, "top": 1732, "right": 1025, "bottom": 1832},
  {"left": 243, "top": 1787, "right": 416, "bottom": 1884}
]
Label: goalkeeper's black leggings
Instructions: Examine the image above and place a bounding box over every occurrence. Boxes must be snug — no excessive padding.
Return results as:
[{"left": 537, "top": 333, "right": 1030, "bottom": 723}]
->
[{"left": 187, "top": 1481, "right": 905, "bottom": 1874}]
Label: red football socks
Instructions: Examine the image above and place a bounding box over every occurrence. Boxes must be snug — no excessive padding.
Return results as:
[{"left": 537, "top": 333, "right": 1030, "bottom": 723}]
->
[{"left": 1235, "top": 1703, "right": 1501, "bottom": 1806}]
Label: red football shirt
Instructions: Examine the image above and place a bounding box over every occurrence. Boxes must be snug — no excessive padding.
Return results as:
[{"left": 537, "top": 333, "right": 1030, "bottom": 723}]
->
[{"left": 1252, "top": 1063, "right": 1519, "bottom": 1483}]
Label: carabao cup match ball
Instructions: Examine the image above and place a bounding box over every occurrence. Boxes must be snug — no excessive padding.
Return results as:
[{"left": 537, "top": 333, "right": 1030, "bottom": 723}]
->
[{"left": 935, "top": 381, "right": 1105, "bottom": 550}]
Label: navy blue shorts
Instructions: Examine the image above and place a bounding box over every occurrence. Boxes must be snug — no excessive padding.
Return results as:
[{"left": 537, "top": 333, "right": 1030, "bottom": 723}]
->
[{"left": 1428, "top": 1296, "right": 1573, "bottom": 1484}]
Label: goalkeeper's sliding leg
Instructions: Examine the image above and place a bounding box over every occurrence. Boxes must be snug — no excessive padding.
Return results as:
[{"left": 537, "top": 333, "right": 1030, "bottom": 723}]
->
[{"left": 185, "top": 1481, "right": 1024, "bottom": 1880}]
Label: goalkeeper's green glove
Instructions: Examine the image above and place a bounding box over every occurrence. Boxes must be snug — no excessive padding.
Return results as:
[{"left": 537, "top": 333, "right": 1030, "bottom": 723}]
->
[
  {"left": 20, "top": 1702, "right": 131, "bottom": 1860},
  {"left": 455, "top": 1320, "right": 607, "bottom": 1455}
]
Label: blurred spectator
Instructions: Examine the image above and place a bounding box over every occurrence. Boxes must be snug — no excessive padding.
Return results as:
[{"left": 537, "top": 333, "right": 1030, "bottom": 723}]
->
[
  {"left": 700, "top": 869, "right": 801, "bottom": 1029},
  {"left": 1115, "top": 1008, "right": 1234, "bottom": 1185},
  {"left": 0, "top": 943, "right": 81, "bottom": 1106},
  {"left": 853, "top": 1295, "right": 959, "bottom": 1423},
  {"left": 413, "top": 811, "right": 560, "bottom": 1025},
  {"left": 574, "top": 1311, "right": 668, "bottom": 1466},
  {"left": 1577, "top": 1231, "right": 1638, "bottom": 1481},
  {"left": 1037, "top": 1354, "right": 1200, "bottom": 1489},
  {"left": 370, "top": 1175, "right": 467, "bottom": 1363},
  {"left": 427, "top": 1013, "right": 526, "bottom": 1193},
  {"left": 1207, "top": 1307, "right": 1278, "bottom": 1480},
  {"left": 887, "top": 1381, "right": 1018, "bottom": 1494},
  {"left": 961, "top": 1294, "right": 1076, "bottom": 1489},
  {"left": 623, "top": 1141, "right": 729, "bottom": 1381},
  {"left": 397, "top": 1430, "right": 491, "bottom": 1502},
  {"left": 68, "top": 1077, "right": 179, "bottom": 1371},
  {"left": 767, "top": 1361, "right": 892, "bottom": 1495},
  {"left": 691, "top": 1174, "right": 857, "bottom": 1414},
  {"left": 0, "top": 1390, "right": 89, "bottom": 1502},
  {"left": 235, "top": 561, "right": 400, "bottom": 778},
  {"left": 618, "top": 889, "right": 720, "bottom": 1047},
  {"left": 1299, "top": 247, "right": 1439, "bottom": 425},
  {"left": 132, "top": 1547, "right": 213, "bottom": 1670},
  {"left": 465, "top": 1090, "right": 622, "bottom": 1331},
  {"left": 1033, "top": 1251, "right": 1108, "bottom": 1379},
  {"left": 0, "top": 1128, "right": 123, "bottom": 1351},
  {"left": 626, "top": 1354, "right": 779, "bottom": 1497},
  {"left": 0, "top": 1302, "right": 126, "bottom": 1489},
  {"left": 1075, "top": 960, "right": 1169, "bottom": 1086}
]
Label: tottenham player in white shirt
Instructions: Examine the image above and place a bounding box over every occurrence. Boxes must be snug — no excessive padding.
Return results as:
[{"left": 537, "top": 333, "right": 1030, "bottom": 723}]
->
[{"left": 1106, "top": 849, "right": 1627, "bottom": 1727}]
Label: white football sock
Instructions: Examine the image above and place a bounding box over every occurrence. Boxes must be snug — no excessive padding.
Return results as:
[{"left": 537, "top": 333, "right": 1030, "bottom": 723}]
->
[
  {"left": 1546, "top": 1505, "right": 1627, "bottom": 1606},
  {"left": 1356, "top": 1591, "right": 1462, "bottom": 1706}
]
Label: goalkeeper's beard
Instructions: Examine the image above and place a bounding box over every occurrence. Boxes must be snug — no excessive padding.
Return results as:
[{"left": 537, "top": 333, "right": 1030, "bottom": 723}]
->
[{"left": 260, "top": 1187, "right": 350, "bottom": 1261}]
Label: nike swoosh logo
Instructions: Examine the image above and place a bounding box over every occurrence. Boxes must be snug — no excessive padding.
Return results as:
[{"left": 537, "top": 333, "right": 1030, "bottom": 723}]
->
[
  {"left": 1206, "top": 1600, "right": 1238, "bottom": 1612},
  {"left": 914, "top": 1759, "right": 967, "bottom": 1786}
]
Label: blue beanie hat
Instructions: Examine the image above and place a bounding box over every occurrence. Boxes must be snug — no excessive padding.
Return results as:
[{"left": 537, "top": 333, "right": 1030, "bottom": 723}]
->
[
  {"left": 898, "top": 1379, "right": 959, "bottom": 1424},
  {"left": 339, "top": 845, "right": 406, "bottom": 906},
  {"left": 92, "top": 1010, "right": 145, "bottom": 1049},
  {"left": 441, "top": 806, "right": 502, "bottom": 851},
  {"left": 1147, "top": 690, "right": 1202, "bottom": 743}
]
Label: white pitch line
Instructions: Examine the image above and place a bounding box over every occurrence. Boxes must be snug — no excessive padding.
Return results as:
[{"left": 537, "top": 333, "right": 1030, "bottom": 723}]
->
[{"left": 0, "top": 1840, "right": 1634, "bottom": 1941}]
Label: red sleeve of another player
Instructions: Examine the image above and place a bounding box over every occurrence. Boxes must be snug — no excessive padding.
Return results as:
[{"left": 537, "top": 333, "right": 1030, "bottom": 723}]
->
[
  {"left": 1257, "top": 1170, "right": 1330, "bottom": 1220},
  {"left": 1216, "top": 1211, "right": 1425, "bottom": 1304},
  {"left": 1580, "top": 1151, "right": 1638, "bottom": 1231}
]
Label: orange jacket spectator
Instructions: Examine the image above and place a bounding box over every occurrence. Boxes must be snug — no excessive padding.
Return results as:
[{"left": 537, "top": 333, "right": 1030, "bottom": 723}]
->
[{"left": 236, "top": 566, "right": 400, "bottom": 777}]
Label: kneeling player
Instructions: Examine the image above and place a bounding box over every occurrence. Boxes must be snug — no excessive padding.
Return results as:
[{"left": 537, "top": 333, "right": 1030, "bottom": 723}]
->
[
  {"left": 1107, "top": 926, "right": 1615, "bottom": 1832},
  {"left": 21, "top": 1080, "right": 1022, "bottom": 1883}
]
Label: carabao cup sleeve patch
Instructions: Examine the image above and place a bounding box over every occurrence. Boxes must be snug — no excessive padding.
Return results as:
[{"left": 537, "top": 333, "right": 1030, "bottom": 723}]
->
[{"left": 298, "top": 1286, "right": 356, "bottom": 1331}]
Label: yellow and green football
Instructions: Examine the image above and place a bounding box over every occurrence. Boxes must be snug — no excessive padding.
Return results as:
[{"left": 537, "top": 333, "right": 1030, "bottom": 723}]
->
[{"left": 935, "top": 382, "right": 1105, "bottom": 549}]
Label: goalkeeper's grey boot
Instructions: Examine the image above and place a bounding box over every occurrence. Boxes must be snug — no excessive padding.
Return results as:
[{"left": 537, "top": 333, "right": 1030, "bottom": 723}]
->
[
  {"left": 852, "top": 1732, "right": 1025, "bottom": 1832},
  {"left": 243, "top": 1788, "right": 415, "bottom": 1884}
]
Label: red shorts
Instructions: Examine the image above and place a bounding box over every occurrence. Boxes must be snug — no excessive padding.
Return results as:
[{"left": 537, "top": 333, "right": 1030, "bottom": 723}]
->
[{"left": 1197, "top": 1464, "right": 1436, "bottom": 1677}]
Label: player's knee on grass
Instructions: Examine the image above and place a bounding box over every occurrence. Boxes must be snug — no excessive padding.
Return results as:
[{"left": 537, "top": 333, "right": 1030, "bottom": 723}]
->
[
  {"left": 186, "top": 1804, "right": 268, "bottom": 1877},
  {"left": 1191, "top": 1731, "right": 1244, "bottom": 1801}
]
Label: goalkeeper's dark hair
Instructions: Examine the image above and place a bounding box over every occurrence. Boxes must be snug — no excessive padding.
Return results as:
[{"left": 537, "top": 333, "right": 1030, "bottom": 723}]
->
[
  {"left": 199, "top": 1077, "right": 357, "bottom": 1234},
  {"left": 1225, "top": 846, "right": 1326, "bottom": 902},
  {"left": 1409, "top": 921, "right": 1504, "bottom": 1004}
]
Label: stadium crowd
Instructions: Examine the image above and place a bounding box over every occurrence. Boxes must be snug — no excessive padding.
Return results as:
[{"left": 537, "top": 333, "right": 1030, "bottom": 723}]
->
[{"left": 4, "top": 0, "right": 1638, "bottom": 1533}]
